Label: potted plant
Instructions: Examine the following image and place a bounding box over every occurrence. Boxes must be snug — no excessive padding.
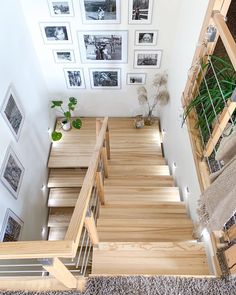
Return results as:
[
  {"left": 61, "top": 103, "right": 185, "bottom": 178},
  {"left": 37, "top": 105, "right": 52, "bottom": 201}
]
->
[
  {"left": 137, "top": 73, "right": 170, "bottom": 125},
  {"left": 51, "top": 97, "right": 82, "bottom": 141},
  {"left": 182, "top": 55, "right": 236, "bottom": 143}
]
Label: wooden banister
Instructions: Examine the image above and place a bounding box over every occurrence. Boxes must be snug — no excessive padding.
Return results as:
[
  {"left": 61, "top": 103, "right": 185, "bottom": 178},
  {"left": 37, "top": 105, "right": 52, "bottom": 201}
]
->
[
  {"left": 0, "top": 240, "right": 74, "bottom": 260},
  {"left": 65, "top": 117, "right": 109, "bottom": 253}
]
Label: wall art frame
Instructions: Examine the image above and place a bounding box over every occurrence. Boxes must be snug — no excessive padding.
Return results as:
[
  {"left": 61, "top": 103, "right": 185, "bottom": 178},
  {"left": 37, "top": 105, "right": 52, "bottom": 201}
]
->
[
  {"left": 0, "top": 146, "right": 25, "bottom": 199},
  {"left": 64, "top": 68, "right": 86, "bottom": 89},
  {"left": 127, "top": 73, "right": 146, "bottom": 85},
  {"left": 1, "top": 86, "right": 24, "bottom": 141},
  {"left": 77, "top": 30, "right": 128, "bottom": 64},
  {"left": 40, "top": 22, "right": 72, "bottom": 44},
  {"left": 135, "top": 30, "right": 158, "bottom": 46},
  {"left": 53, "top": 49, "right": 75, "bottom": 63},
  {"left": 128, "top": 0, "right": 153, "bottom": 24},
  {"left": 134, "top": 50, "right": 163, "bottom": 69},
  {"left": 0, "top": 208, "right": 24, "bottom": 242},
  {"left": 48, "top": 0, "right": 74, "bottom": 16},
  {"left": 89, "top": 68, "right": 121, "bottom": 89},
  {"left": 80, "top": 0, "right": 121, "bottom": 24}
]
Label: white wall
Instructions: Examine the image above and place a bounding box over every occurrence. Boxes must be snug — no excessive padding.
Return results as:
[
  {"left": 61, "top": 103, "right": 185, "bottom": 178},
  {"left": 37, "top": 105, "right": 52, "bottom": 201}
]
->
[
  {"left": 159, "top": 0, "right": 209, "bottom": 223},
  {"left": 20, "top": 0, "right": 180, "bottom": 117},
  {"left": 0, "top": 0, "right": 51, "bottom": 241}
]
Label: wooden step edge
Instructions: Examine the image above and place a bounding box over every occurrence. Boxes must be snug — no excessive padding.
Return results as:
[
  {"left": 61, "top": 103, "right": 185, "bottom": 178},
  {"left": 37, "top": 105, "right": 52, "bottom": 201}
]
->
[{"left": 89, "top": 274, "right": 215, "bottom": 278}]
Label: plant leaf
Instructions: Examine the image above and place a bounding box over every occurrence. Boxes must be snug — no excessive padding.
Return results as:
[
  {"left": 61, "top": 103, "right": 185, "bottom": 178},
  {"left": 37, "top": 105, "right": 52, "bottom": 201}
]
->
[
  {"left": 69, "top": 97, "right": 77, "bottom": 105},
  {"left": 64, "top": 111, "right": 71, "bottom": 118},
  {"left": 51, "top": 131, "right": 62, "bottom": 141},
  {"left": 72, "top": 118, "right": 82, "bottom": 129},
  {"left": 51, "top": 100, "right": 63, "bottom": 108}
]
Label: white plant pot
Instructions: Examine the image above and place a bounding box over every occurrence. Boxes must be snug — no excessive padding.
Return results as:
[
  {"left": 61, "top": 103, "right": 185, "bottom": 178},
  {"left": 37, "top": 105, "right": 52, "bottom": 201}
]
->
[{"left": 62, "top": 120, "right": 71, "bottom": 131}]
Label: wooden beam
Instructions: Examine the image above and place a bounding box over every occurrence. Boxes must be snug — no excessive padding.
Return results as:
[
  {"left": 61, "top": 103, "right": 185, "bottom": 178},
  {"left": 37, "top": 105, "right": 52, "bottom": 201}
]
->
[
  {"left": 213, "top": 11, "right": 236, "bottom": 71},
  {"left": 102, "top": 145, "right": 109, "bottom": 178},
  {"left": 0, "top": 240, "right": 74, "bottom": 260},
  {"left": 85, "top": 211, "right": 99, "bottom": 246},
  {"left": 42, "top": 257, "right": 77, "bottom": 289},
  {"left": 106, "top": 126, "right": 111, "bottom": 160},
  {"left": 204, "top": 100, "right": 236, "bottom": 157},
  {"left": 96, "top": 171, "right": 105, "bottom": 205}
]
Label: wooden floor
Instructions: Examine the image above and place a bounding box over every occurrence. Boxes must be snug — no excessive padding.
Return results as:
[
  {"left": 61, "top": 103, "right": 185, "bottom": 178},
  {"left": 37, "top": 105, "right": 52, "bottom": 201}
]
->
[
  {"left": 92, "top": 118, "right": 209, "bottom": 276},
  {"left": 46, "top": 118, "right": 209, "bottom": 276}
]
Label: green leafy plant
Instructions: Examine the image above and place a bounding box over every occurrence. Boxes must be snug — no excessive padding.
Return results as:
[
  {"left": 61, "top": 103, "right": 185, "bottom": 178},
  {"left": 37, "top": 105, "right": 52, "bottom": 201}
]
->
[
  {"left": 51, "top": 97, "right": 82, "bottom": 141},
  {"left": 182, "top": 55, "right": 236, "bottom": 143}
]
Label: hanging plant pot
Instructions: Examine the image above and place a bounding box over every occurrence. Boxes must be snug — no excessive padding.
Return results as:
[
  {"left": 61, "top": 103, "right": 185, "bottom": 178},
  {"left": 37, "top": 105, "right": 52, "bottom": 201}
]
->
[{"left": 61, "top": 119, "right": 71, "bottom": 131}]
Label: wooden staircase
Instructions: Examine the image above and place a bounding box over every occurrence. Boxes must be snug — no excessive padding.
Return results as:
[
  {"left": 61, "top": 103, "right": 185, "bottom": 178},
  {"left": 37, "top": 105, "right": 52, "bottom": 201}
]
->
[{"left": 91, "top": 118, "right": 209, "bottom": 276}]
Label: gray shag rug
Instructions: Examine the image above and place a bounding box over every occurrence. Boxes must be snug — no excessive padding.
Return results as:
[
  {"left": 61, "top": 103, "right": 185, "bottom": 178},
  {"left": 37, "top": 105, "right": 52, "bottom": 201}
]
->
[{"left": 0, "top": 276, "right": 236, "bottom": 295}]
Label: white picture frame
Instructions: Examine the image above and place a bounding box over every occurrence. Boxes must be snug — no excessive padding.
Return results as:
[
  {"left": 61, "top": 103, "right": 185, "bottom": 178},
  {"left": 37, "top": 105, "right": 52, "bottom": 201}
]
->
[
  {"left": 80, "top": 0, "right": 121, "bottom": 24},
  {"left": 135, "top": 30, "right": 158, "bottom": 46},
  {"left": 127, "top": 73, "right": 146, "bottom": 85},
  {"left": 89, "top": 68, "right": 121, "bottom": 89},
  {"left": 40, "top": 22, "right": 72, "bottom": 44},
  {"left": 134, "top": 50, "right": 163, "bottom": 69},
  {"left": 64, "top": 68, "right": 86, "bottom": 89},
  {"left": 1, "top": 86, "right": 24, "bottom": 141},
  {"left": 48, "top": 0, "right": 74, "bottom": 16},
  {"left": 0, "top": 209, "right": 24, "bottom": 242},
  {"left": 0, "top": 146, "right": 25, "bottom": 199},
  {"left": 128, "top": 0, "right": 153, "bottom": 24},
  {"left": 53, "top": 49, "right": 75, "bottom": 63},
  {"left": 77, "top": 30, "right": 128, "bottom": 64}
]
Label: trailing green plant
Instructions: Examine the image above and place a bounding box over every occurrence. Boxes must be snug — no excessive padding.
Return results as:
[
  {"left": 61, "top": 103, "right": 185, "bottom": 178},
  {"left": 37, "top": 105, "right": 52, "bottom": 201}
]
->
[
  {"left": 182, "top": 55, "right": 236, "bottom": 143},
  {"left": 51, "top": 97, "right": 82, "bottom": 141}
]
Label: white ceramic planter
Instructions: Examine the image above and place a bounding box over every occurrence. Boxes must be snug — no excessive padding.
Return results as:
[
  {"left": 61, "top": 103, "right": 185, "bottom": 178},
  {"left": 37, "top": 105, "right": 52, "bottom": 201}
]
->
[{"left": 61, "top": 120, "right": 71, "bottom": 131}]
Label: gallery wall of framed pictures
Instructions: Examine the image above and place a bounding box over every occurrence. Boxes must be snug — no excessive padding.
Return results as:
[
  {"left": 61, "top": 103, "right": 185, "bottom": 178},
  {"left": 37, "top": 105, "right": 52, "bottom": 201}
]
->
[{"left": 38, "top": 0, "right": 163, "bottom": 90}]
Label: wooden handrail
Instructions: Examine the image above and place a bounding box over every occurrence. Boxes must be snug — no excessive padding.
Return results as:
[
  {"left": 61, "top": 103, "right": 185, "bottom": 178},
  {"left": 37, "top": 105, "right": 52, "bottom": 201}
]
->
[
  {"left": 64, "top": 117, "right": 109, "bottom": 254},
  {"left": 0, "top": 241, "right": 74, "bottom": 260}
]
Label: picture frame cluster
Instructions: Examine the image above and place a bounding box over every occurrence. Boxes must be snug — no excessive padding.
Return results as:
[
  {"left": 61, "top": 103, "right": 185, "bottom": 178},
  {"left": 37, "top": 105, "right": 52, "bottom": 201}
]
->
[{"left": 40, "top": 0, "right": 163, "bottom": 88}]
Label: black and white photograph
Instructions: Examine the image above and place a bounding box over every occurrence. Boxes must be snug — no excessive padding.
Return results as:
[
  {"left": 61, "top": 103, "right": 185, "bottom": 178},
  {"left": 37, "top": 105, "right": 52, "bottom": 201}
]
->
[
  {"left": 80, "top": 0, "right": 120, "bottom": 24},
  {"left": 134, "top": 50, "right": 162, "bottom": 68},
  {"left": 78, "top": 30, "right": 128, "bottom": 63},
  {"left": 48, "top": 0, "right": 74, "bottom": 16},
  {"left": 53, "top": 50, "right": 75, "bottom": 63},
  {"left": 127, "top": 73, "right": 146, "bottom": 85},
  {"left": 0, "top": 146, "right": 24, "bottom": 199},
  {"left": 40, "top": 22, "right": 72, "bottom": 44},
  {"left": 0, "top": 209, "right": 23, "bottom": 242},
  {"left": 135, "top": 30, "right": 158, "bottom": 46},
  {"left": 64, "top": 68, "right": 86, "bottom": 88},
  {"left": 1, "top": 86, "right": 24, "bottom": 141},
  {"left": 89, "top": 68, "right": 121, "bottom": 89},
  {"left": 129, "top": 0, "right": 153, "bottom": 24}
]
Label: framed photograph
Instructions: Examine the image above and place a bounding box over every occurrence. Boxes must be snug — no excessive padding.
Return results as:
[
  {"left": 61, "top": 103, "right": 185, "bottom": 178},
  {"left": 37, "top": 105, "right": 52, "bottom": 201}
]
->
[
  {"left": 0, "top": 209, "right": 23, "bottom": 242},
  {"left": 53, "top": 50, "right": 75, "bottom": 63},
  {"left": 128, "top": 0, "right": 153, "bottom": 24},
  {"left": 78, "top": 30, "right": 128, "bottom": 63},
  {"left": 1, "top": 86, "right": 24, "bottom": 141},
  {"left": 134, "top": 50, "right": 162, "bottom": 69},
  {"left": 40, "top": 22, "right": 72, "bottom": 44},
  {"left": 135, "top": 30, "right": 158, "bottom": 46},
  {"left": 64, "top": 68, "right": 86, "bottom": 89},
  {"left": 0, "top": 146, "right": 24, "bottom": 199},
  {"left": 127, "top": 73, "right": 146, "bottom": 85},
  {"left": 80, "top": 0, "right": 121, "bottom": 24},
  {"left": 48, "top": 0, "right": 74, "bottom": 16},
  {"left": 89, "top": 68, "right": 121, "bottom": 89}
]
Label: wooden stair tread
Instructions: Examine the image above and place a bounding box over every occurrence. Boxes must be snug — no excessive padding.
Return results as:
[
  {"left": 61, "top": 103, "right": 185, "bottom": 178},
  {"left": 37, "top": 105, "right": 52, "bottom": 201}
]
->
[
  {"left": 48, "top": 227, "right": 67, "bottom": 240},
  {"left": 48, "top": 168, "right": 86, "bottom": 188},
  {"left": 48, "top": 188, "right": 80, "bottom": 207},
  {"left": 48, "top": 208, "right": 73, "bottom": 227},
  {"left": 100, "top": 203, "right": 188, "bottom": 219},
  {"left": 105, "top": 175, "right": 174, "bottom": 187},
  {"left": 97, "top": 219, "right": 193, "bottom": 242},
  {"left": 92, "top": 242, "right": 209, "bottom": 275},
  {"left": 108, "top": 165, "right": 170, "bottom": 176}
]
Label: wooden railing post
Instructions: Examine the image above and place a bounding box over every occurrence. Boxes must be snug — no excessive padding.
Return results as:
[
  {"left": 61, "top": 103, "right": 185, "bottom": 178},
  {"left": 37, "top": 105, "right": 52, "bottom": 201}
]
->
[
  {"left": 106, "top": 125, "right": 111, "bottom": 160},
  {"left": 85, "top": 211, "right": 99, "bottom": 246},
  {"left": 96, "top": 118, "right": 102, "bottom": 138},
  {"left": 102, "top": 141, "right": 109, "bottom": 178},
  {"left": 41, "top": 257, "right": 77, "bottom": 288},
  {"left": 96, "top": 171, "right": 105, "bottom": 205}
]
